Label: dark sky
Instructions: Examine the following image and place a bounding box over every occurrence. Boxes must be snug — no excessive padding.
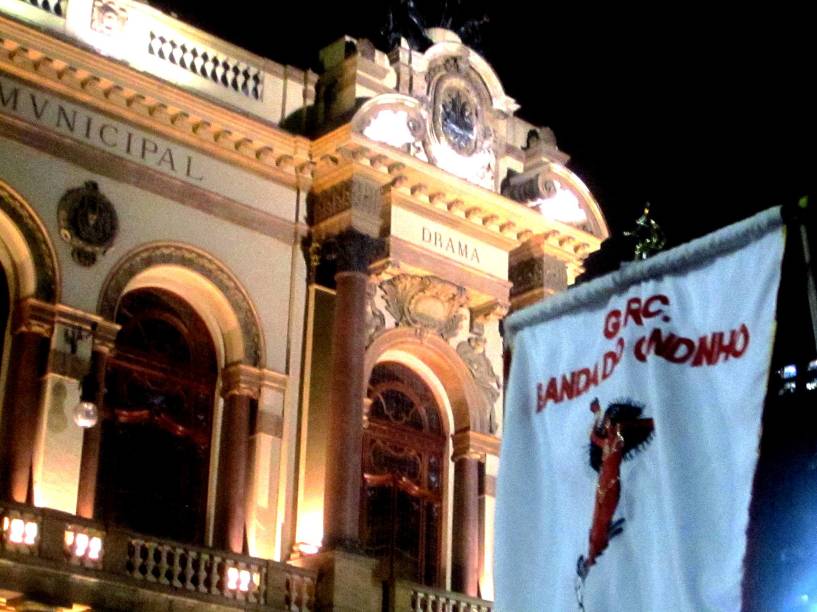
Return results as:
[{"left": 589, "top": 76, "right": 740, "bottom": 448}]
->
[{"left": 150, "top": 1, "right": 812, "bottom": 245}]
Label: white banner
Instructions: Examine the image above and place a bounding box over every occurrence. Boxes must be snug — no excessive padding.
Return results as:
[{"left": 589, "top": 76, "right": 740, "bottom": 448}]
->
[{"left": 496, "top": 210, "right": 785, "bottom": 612}]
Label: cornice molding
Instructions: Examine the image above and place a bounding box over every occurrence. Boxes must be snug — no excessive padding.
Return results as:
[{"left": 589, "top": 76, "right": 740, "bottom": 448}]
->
[
  {"left": 311, "top": 128, "right": 601, "bottom": 264},
  {"left": 0, "top": 16, "right": 602, "bottom": 267},
  {"left": 0, "top": 15, "right": 312, "bottom": 188}
]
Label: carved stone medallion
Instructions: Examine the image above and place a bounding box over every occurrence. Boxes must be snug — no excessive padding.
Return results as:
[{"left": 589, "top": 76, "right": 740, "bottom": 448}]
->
[
  {"left": 380, "top": 274, "right": 467, "bottom": 340},
  {"left": 58, "top": 181, "right": 118, "bottom": 267}
]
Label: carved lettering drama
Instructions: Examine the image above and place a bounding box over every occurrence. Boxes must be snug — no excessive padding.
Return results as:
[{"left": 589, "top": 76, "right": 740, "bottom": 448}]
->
[
  {"left": 0, "top": 78, "right": 204, "bottom": 182},
  {"left": 421, "top": 226, "right": 480, "bottom": 264},
  {"left": 535, "top": 294, "right": 753, "bottom": 413}
]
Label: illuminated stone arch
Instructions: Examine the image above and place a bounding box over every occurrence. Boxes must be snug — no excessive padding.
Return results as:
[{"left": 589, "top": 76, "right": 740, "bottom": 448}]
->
[
  {"left": 364, "top": 327, "right": 491, "bottom": 435},
  {"left": 98, "top": 242, "right": 264, "bottom": 367},
  {"left": 0, "top": 180, "right": 60, "bottom": 303}
]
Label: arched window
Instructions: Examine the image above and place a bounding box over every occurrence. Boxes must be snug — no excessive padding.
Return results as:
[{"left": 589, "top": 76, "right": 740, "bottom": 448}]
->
[
  {"left": 98, "top": 288, "right": 217, "bottom": 544},
  {"left": 362, "top": 362, "right": 445, "bottom": 586}
]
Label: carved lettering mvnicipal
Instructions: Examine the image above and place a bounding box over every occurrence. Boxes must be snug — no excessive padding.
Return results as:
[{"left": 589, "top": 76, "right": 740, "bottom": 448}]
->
[{"left": 0, "top": 77, "right": 204, "bottom": 182}]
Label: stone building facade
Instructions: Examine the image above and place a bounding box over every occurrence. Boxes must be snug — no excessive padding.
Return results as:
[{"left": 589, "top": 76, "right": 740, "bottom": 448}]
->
[{"left": 0, "top": 2, "right": 607, "bottom": 609}]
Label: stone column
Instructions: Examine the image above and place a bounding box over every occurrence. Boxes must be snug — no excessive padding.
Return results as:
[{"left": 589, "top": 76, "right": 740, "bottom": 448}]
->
[
  {"left": 0, "top": 299, "right": 53, "bottom": 503},
  {"left": 451, "top": 430, "right": 500, "bottom": 598},
  {"left": 213, "top": 364, "right": 260, "bottom": 554},
  {"left": 75, "top": 321, "right": 118, "bottom": 519},
  {"left": 322, "top": 229, "right": 380, "bottom": 551},
  {"left": 452, "top": 451, "right": 480, "bottom": 597}
]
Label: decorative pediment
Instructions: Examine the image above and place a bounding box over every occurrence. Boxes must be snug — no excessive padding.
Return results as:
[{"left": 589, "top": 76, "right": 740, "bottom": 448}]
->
[{"left": 351, "top": 40, "right": 505, "bottom": 191}]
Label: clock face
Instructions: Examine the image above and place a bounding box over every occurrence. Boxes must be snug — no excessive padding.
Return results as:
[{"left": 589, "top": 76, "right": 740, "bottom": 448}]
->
[{"left": 440, "top": 89, "right": 476, "bottom": 153}]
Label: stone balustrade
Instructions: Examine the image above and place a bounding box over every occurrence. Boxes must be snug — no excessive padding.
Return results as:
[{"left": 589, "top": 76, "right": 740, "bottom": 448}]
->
[
  {"left": 390, "top": 579, "right": 493, "bottom": 612},
  {"left": 2, "top": 0, "right": 315, "bottom": 124},
  {"left": 0, "top": 500, "right": 316, "bottom": 610}
]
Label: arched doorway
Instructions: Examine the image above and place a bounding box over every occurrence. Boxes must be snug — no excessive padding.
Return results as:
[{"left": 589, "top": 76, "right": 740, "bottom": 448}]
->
[
  {"left": 362, "top": 361, "right": 446, "bottom": 586},
  {"left": 97, "top": 288, "right": 217, "bottom": 544}
]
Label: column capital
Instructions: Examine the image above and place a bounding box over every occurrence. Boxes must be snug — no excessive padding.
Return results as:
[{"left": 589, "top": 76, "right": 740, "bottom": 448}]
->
[
  {"left": 321, "top": 229, "right": 385, "bottom": 274},
  {"left": 91, "top": 320, "right": 120, "bottom": 353},
  {"left": 309, "top": 175, "right": 385, "bottom": 239},
  {"left": 12, "top": 298, "right": 55, "bottom": 337},
  {"left": 12, "top": 300, "right": 121, "bottom": 347},
  {"left": 451, "top": 429, "right": 500, "bottom": 462},
  {"left": 220, "top": 363, "right": 262, "bottom": 400}
]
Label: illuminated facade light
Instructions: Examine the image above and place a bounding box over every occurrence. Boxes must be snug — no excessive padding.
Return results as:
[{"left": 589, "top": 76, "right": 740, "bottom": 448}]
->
[
  {"left": 10, "top": 518, "right": 26, "bottom": 544},
  {"left": 226, "top": 566, "right": 239, "bottom": 590},
  {"left": 2, "top": 514, "right": 39, "bottom": 549},
  {"left": 64, "top": 527, "right": 104, "bottom": 566},
  {"left": 24, "top": 520, "right": 38, "bottom": 545},
  {"left": 225, "top": 566, "right": 256, "bottom": 593}
]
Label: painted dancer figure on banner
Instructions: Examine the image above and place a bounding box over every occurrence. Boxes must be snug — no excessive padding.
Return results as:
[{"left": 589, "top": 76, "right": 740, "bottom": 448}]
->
[{"left": 576, "top": 398, "right": 655, "bottom": 603}]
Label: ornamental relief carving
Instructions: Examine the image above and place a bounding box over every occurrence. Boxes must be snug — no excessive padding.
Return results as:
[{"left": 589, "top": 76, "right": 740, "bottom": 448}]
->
[
  {"left": 353, "top": 52, "right": 498, "bottom": 190},
  {"left": 58, "top": 181, "right": 118, "bottom": 267},
  {"left": 379, "top": 274, "right": 467, "bottom": 341},
  {"left": 309, "top": 178, "right": 384, "bottom": 226},
  {"left": 456, "top": 332, "right": 501, "bottom": 434},
  {"left": 91, "top": 0, "right": 129, "bottom": 35},
  {"left": 365, "top": 281, "right": 386, "bottom": 346}
]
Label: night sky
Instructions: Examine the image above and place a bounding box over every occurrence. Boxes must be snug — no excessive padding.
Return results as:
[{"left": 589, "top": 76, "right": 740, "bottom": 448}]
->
[{"left": 149, "top": 1, "right": 812, "bottom": 246}]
